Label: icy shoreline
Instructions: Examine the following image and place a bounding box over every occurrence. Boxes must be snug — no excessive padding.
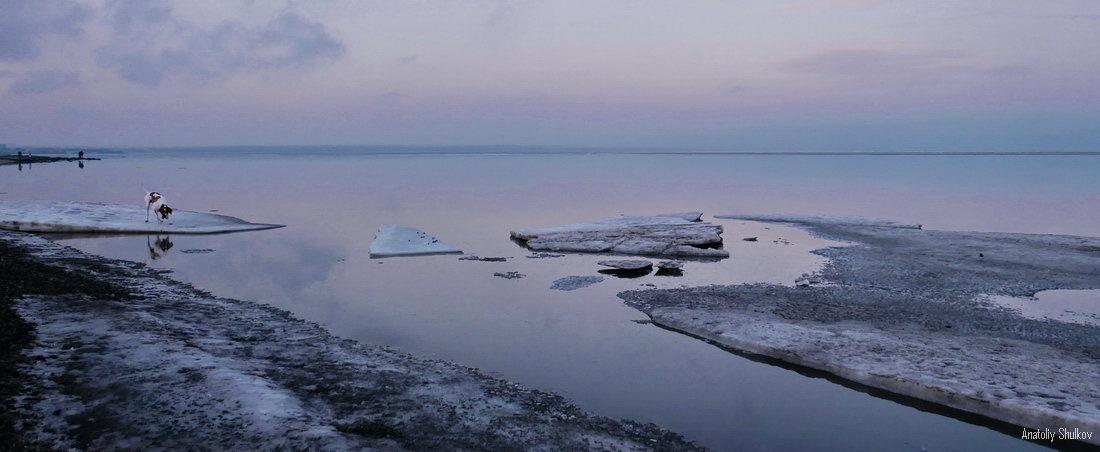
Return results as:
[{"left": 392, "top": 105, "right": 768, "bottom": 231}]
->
[
  {"left": 1, "top": 231, "right": 699, "bottom": 450},
  {"left": 620, "top": 215, "right": 1100, "bottom": 447},
  {"left": 0, "top": 201, "right": 283, "bottom": 234}
]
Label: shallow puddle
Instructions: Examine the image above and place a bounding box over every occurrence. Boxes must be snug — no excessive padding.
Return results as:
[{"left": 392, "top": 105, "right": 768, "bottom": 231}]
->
[{"left": 992, "top": 290, "right": 1100, "bottom": 326}]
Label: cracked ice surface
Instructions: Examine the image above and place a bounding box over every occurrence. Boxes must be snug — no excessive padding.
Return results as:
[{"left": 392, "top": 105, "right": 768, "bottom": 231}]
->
[{"left": 511, "top": 213, "right": 727, "bottom": 258}]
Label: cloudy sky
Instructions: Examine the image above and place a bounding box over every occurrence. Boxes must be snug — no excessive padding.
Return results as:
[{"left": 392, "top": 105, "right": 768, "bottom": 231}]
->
[{"left": 2, "top": 0, "right": 1098, "bottom": 150}]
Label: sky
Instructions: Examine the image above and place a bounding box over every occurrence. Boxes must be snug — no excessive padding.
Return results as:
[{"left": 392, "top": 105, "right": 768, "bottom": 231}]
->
[{"left": 1, "top": 0, "right": 1099, "bottom": 150}]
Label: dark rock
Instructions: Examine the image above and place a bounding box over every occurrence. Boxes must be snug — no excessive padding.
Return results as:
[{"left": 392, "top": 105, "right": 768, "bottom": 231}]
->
[
  {"left": 526, "top": 253, "right": 565, "bottom": 259},
  {"left": 459, "top": 256, "right": 509, "bottom": 262}
]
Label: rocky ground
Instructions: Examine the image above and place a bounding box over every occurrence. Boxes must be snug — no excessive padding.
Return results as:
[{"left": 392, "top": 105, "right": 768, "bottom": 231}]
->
[
  {"left": 620, "top": 215, "right": 1100, "bottom": 448},
  {"left": 0, "top": 231, "right": 700, "bottom": 451}
]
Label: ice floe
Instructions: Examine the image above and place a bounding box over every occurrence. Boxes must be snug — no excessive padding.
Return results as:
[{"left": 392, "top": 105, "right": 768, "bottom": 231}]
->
[
  {"left": 550, "top": 276, "right": 604, "bottom": 291},
  {"left": 511, "top": 213, "right": 727, "bottom": 258},
  {"left": 656, "top": 260, "right": 684, "bottom": 270},
  {"left": 654, "top": 261, "right": 685, "bottom": 276},
  {"left": 368, "top": 225, "right": 462, "bottom": 258},
  {"left": 0, "top": 200, "right": 283, "bottom": 234}
]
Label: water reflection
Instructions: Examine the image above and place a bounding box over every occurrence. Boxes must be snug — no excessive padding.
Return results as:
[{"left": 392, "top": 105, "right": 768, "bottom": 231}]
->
[
  {"left": 654, "top": 267, "right": 683, "bottom": 277},
  {"left": 8, "top": 151, "right": 1089, "bottom": 451},
  {"left": 598, "top": 268, "right": 653, "bottom": 278},
  {"left": 992, "top": 290, "right": 1100, "bottom": 327},
  {"left": 146, "top": 234, "right": 174, "bottom": 260},
  {"left": 652, "top": 321, "right": 1091, "bottom": 451}
]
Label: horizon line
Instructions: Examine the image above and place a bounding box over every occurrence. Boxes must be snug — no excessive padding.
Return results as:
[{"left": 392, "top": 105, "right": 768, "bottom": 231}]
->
[{"left": 7, "top": 144, "right": 1100, "bottom": 156}]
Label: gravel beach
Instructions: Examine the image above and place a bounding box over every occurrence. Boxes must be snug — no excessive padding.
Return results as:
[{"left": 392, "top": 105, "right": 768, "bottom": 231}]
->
[{"left": 0, "top": 231, "right": 699, "bottom": 450}]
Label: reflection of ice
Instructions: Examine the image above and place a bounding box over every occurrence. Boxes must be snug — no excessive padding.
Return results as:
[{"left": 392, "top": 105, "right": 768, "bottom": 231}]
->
[
  {"left": 992, "top": 290, "right": 1100, "bottom": 326},
  {"left": 598, "top": 268, "right": 652, "bottom": 279}
]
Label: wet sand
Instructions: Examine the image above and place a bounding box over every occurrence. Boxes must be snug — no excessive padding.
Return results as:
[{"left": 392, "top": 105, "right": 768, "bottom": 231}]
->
[{"left": 0, "top": 231, "right": 699, "bottom": 450}]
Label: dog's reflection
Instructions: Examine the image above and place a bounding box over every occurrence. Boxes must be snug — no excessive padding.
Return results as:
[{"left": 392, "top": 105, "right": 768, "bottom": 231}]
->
[{"left": 147, "top": 234, "right": 174, "bottom": 260}]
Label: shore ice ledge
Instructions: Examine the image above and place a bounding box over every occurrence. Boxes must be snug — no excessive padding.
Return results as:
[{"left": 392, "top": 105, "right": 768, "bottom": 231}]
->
[
  {"left": 716, "top": 213, "right": 922, "bottom": 229},
  {"left": 0, "top": 200, "right": 283, "bottom": 234},
  {"left": 511, "top": 212, "right": 728, "bottom": 258}
]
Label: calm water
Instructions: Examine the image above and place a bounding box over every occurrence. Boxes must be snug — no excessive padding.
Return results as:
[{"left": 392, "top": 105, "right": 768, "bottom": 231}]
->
[{"left": 5, "top": 149, "right": 1099, "bottom": 451}]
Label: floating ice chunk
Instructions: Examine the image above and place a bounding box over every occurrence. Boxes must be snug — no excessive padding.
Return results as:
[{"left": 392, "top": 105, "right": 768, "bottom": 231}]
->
[
  {"left": 716, "top": 214, "right": 922, "bottom": 229},
  {"left": 369, "top": 225, "right": 462, "bottom": 258},
  {"left": 655, "top": 260, "right": 685, "bottom": 276},
  {"left": 550, "top": 276, "right": 604, "bottom": 291},
  {"left": 656, "top": 260, "right": 684, "bottom": 270},
  {"left": 511, "top": 213, "right": 727, "bottom": 258},
  {"left": 0, "top": 200, "right": 282, "bottom": 234}
]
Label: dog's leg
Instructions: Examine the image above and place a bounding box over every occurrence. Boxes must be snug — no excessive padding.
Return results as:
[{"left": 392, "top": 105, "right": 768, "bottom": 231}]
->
[{"left": 146, "top": 204, "right": 150, "bottom": 222}]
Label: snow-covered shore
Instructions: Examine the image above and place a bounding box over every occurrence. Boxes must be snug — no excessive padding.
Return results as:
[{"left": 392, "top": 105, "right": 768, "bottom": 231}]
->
[
  {"left": 1, "top": 231, "right": 698, "bottom": 450},
  {"left": 620, "top": 215, "right": 1100, "bottom": 447}
]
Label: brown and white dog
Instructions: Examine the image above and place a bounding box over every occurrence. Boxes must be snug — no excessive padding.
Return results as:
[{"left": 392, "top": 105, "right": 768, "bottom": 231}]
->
[{"left": 145, "top": 191, "right": 174, "bottom": 223}]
